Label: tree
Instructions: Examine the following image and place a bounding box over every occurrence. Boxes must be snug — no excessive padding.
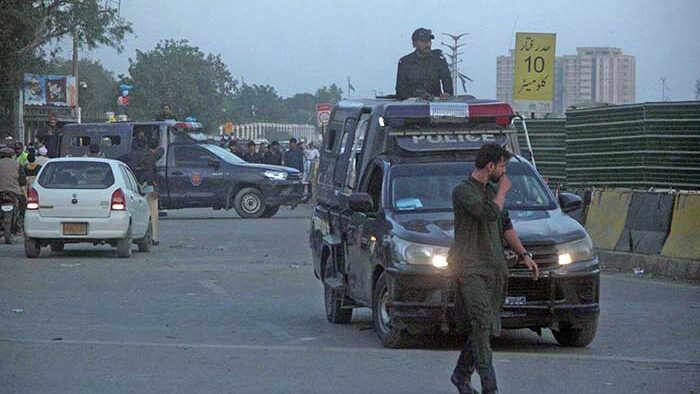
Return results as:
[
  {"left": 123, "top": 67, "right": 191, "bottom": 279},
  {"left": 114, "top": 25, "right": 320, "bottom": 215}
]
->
[
  {"left": 229, "top": 84, "right": 284, "bottom": 124},
  {"left": 0, "top": 0, "right": 131, "bottom": 133},
  {"left": 127, "top": 39, "right": 237, "bottom": 129},
  {"left": 314, "top": 84, "right": 343, "bottom": 104}
]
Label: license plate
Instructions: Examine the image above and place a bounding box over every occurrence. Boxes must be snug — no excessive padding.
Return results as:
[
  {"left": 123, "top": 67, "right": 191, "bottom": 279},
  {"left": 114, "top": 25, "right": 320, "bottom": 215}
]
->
[
  {"left": 1, "top": 205, "right": 12, "bottom": 212},
  {"left": 505, "top": 296, "right": 527, "bottom": 306},
  {"left": 63, "top": 222, "right": 87, "bottom": 236}
]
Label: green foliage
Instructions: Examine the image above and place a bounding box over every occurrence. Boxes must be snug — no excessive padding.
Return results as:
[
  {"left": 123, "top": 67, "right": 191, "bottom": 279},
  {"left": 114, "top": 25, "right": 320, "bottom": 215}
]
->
[
  {"left": 0, "top": 0, "right": 131, "bottom": 133},
  {"left": 230, "top": 84, "right": 284, "bottom": 123},
  {"left": 127, "top": 39, "right": 237, "bottom": 129}
]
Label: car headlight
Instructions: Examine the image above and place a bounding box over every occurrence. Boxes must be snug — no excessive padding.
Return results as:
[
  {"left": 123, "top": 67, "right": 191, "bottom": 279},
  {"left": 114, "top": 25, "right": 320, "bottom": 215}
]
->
[
  {"left": 263, "top": 171, "right": 288, "bottom": 181},
  {"left": 556, "top": 235, "right": 594, "bottom": 265},
  {"left": 392, "top": 236, "right": 449, "bottom": 268}
]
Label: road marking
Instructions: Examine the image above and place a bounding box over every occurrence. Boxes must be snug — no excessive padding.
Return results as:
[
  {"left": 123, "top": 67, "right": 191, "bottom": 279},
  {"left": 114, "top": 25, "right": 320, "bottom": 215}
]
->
[
  {"left": 2, "top": 338, "right": 699, "bottom": 367},
  {"left": 197, "top": 279, "right": 227, "bottom": 295}
]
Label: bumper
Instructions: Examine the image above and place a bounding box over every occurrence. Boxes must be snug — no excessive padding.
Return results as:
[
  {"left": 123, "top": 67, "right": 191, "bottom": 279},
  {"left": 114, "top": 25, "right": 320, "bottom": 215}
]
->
[
  {"left": 384, "top": 258, "right": 600, "bottom": 330},
  {"left": 262, "top": 180, "right": 306, "bottom": 206},
  {"left": 24, "top": 211, "right": 131, "bottom": 241}
]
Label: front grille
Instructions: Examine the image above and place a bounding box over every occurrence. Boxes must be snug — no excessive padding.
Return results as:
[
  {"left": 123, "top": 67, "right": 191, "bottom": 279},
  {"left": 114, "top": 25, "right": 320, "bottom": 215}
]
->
[
  {"left": 507, "top": 276, "right": 598, "bottom": 304},
  {"left": 507, "top": 277, "right": 558, "bottom": 302}
]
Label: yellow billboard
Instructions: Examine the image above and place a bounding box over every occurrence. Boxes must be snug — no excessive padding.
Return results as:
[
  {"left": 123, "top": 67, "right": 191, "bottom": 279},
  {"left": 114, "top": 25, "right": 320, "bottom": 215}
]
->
[{"left": 513, "top": 32, "right": 556, "bottom": 114}]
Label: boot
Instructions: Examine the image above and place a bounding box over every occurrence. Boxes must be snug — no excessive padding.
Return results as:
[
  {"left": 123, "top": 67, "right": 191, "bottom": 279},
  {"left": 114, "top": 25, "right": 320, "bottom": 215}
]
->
[{"left": 451, "top": 373, "right": 479, "bottom": 394}]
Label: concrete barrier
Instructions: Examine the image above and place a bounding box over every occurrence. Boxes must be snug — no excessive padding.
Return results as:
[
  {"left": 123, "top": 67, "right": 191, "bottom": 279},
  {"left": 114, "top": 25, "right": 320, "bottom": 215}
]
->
[
  {"left": 584, "top": 189, "right": 631, "bottom": 250},
  {"left": 615, "top": 192, "right": 674, "bottom": 254},
  {"left": 661, "top": 193, "right": 700, "bottom": 261}
]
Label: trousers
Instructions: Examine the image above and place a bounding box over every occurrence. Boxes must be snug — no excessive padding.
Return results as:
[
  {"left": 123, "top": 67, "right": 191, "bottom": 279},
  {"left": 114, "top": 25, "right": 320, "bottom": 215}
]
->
[
  {"left": 453, "top": 274, "right": 499, "bottom": 393},
  {"left": 147, "top": 195, "right": 159, "bottom": 241}
]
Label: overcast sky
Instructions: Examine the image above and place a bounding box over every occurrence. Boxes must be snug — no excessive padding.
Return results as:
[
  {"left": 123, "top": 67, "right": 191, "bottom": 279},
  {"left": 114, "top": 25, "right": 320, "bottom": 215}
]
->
[{"left": 83, "top": 0, "right": 698, "bottom": 102}]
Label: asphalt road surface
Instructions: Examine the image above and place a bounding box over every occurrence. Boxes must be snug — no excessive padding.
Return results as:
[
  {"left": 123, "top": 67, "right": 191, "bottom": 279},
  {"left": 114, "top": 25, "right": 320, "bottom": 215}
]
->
[{"left": 1, "top": 206, "right": 698, "bottom": 393}]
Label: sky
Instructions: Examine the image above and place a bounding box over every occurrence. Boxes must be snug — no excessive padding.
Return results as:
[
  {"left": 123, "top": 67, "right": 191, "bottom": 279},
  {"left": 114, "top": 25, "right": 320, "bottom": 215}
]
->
[{"left": 80, "top": 0, "right": 699, "bottom": 102}]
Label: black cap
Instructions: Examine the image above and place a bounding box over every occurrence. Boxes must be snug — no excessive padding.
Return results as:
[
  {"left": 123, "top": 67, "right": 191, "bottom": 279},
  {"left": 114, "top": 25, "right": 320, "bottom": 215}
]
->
[{"left": 412, "top": 28, "right": 434, "bottom": 42}]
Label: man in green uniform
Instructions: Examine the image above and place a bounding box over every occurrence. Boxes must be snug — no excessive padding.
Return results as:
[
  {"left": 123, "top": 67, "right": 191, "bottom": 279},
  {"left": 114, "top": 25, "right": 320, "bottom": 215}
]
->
[
  {"left": 395, "top": 28, "right": 454, "bottom": 100},
  {"left": 449, "top": 144, "right": 539, "bottom": 394}
]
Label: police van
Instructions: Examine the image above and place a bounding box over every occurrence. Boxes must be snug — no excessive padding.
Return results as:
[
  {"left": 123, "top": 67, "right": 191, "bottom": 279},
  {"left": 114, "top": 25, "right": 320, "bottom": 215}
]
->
[
  {"left": 60, "top": 120, "right": 305, "bottom": 218},
  {"left": 309, "top": 98, "right": 600, "bottom": 348}
]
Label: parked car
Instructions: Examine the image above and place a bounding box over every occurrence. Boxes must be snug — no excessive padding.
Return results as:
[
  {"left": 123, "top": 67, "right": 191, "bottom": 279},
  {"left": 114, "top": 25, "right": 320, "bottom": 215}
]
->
[
  {"left": 60, "top": 121, "right": 305, "bottom": 217},
  {"left": 24, "top": 158, "right": 153, "bottom": 258}
]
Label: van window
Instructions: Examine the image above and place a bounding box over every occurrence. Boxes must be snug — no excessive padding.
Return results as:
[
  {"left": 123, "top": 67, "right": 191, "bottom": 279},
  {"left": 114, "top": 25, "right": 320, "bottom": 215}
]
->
[
  {"left": 343, "top": 114, "right": 370, "bottom": 194},
  {"left": 38, "top": 161, "right": 115, "bottom": 189},
  {"left": 71, "top": 136, "right": 91, "bottom": 147},
  {"left": 100, "top": 136, "right": 121, "bottom": 147},
  {"left": 325, "top": 125, "right": 338, "bottom": 152}
]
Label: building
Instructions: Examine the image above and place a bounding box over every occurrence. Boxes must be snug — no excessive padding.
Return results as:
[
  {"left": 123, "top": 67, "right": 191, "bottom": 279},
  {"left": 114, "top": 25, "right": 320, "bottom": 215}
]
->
[{"left": 497, "top": 47, "right": 636, "bottom": 117}]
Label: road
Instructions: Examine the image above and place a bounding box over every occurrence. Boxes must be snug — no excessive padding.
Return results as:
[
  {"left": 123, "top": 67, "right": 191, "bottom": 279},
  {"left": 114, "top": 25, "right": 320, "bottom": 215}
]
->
[{"left": 1, "top": 206, "right": 699, "bottom": 394}]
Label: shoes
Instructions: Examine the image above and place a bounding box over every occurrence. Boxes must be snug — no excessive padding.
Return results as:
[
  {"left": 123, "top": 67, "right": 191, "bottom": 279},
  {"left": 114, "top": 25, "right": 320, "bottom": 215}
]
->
[
  {"left": 152, "top": 240, "right": 160, "bottom": 246},
  {"left": 451, "top": 373, "right": 479, "bottom": 394}
]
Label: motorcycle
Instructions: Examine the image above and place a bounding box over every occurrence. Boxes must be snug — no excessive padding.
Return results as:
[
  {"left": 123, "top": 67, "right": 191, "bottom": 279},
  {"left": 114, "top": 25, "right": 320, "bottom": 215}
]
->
[{"left": 0, "top": 191, "right": 18, "bottom": 244}]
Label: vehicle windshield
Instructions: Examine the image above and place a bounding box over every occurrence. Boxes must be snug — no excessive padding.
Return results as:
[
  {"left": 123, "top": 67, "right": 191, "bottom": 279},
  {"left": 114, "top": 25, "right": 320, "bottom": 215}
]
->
[
  {"left": 202, "top": 144, "right": 245, "bottom": 164},
  {"left": 38, "top": 161, "right": 115, "bottom": 189},
  {"left": 390, "top": 161, "right": 555, "bottom": 212}
]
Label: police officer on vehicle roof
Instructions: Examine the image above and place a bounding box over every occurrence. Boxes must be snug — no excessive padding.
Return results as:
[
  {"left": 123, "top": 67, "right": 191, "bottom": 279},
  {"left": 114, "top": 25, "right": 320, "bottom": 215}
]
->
[{"left": 396, "top": 28, "right": 454, "bottom": 100}]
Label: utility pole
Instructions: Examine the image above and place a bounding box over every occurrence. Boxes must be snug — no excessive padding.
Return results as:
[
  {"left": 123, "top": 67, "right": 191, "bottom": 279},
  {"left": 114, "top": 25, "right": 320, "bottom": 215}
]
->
[
  {"left": 72, "top": 27, "right": 81, "bottom": 123},
  {"left": 660, "top": 77, "right": 669, "bottom": 101},
  {"left": 441, "top": 33, "right": 471, "bottom": 95}
]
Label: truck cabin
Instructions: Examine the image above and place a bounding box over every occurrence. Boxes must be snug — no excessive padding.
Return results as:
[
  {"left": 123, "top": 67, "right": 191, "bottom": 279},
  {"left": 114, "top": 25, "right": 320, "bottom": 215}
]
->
[
  {"left": 60, "top": 121, "right": 205, "bottom": 161},
  {"left": 317, "top": 98, "right": 520, "bottom": 205}
]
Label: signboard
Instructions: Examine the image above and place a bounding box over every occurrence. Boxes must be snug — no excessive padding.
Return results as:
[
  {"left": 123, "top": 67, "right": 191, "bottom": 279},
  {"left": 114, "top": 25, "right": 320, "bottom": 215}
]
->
[
  {"left": 513, "top": 33, "right": 556, "bottom": 115},
  {"left": 23, "top": 74, "right": 77, "bottom": 107},
  {"left": 394, "top": 134, "right": 508, "bottom": 152},
  {"left": 316, "top": 103, "right": 332, "bottom": 127}
]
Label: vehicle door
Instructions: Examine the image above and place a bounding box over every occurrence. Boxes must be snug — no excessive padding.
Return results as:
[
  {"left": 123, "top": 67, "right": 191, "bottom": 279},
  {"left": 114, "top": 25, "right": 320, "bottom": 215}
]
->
[
  {"left": 168, "top": 145, "right": 220, "bottom": 206},
  {"left": 345, "top": 162, "right": 386, "bottom": 304},
  {"left": 118, "top": 164, "right": 148, "bottom": 236}
]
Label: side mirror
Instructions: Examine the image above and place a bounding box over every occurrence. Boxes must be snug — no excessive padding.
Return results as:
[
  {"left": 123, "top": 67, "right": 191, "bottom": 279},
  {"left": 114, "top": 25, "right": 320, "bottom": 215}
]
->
[
  {"left": 559, "top": 192, "right": 582, "bottom": 213},
  {"left": 142, "top": 185, "right": 155, "bottom": 194},
  {"left": 208, "top": 159, "right": 221, "bottom": 167},
  {"left": 348, "top": 192, "right": 374, "bottom": 213}
]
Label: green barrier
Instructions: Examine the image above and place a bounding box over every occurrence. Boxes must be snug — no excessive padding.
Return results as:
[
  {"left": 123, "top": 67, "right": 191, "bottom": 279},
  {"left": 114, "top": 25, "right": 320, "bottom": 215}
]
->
[
  {"left": 661, "top": 193, "right": 700, "bottom": 261},
  {"left": 584, "top": 189, "right": 631, "bottom": 250}
]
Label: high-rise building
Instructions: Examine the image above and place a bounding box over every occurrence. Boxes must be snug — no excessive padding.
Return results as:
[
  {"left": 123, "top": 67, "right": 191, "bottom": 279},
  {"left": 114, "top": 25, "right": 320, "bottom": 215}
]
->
[{"left": 497, "top": 47, "right": 635, "bottom": 116}]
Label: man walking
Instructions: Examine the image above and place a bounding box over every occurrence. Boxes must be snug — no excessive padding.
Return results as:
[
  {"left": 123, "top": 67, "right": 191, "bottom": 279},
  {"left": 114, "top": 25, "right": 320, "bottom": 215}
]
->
[
  {"left": 396, "top": 28, "right": 454, "bottom": 100},
  {"left": 141, "top": 140, "right": 164, "bottom": 246},
  {"left": 449, "top": 144, "right": 538, "bottom": 394},
  {"left": 36, "top": 112, "right": 61, "bottom": 158}
]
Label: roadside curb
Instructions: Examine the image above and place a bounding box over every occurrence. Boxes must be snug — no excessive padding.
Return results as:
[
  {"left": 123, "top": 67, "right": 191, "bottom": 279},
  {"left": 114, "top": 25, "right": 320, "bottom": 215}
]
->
[{"left": 598, "top": 249, "right": 700, "bottom": 281}]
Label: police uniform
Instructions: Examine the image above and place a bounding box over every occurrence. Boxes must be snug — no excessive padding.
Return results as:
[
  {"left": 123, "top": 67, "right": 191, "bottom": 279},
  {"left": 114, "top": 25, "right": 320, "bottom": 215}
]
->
[
  {"left": 449, "top": 176, "right": 512, "bottom": 394},
  {"left": 395, "top": 50, "right": 454, "bottom": 100}
]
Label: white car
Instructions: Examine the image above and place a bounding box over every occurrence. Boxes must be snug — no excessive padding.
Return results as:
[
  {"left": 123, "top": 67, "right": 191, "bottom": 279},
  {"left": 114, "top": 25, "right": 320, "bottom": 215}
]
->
[{"left": 24, "top": 158, "right": 152, "bottom": 258}]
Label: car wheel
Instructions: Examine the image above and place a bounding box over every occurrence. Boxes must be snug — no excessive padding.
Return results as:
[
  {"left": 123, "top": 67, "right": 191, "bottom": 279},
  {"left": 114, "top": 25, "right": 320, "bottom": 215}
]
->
[
  {"left": 137, "top": 222, "right": 152, "bottom": 253},
  {"left": 552, "top": 319, "right": 598, "bottom": 347},
  {"left": 116, "top": 224, "right": 133, "bottom": 258},
  {"left": 233, "top": 187, "right": 265, "bottom": 219},
  {"left": 50, "top": 243, "right": 65, "bottom": 252},
  {"left": 261, "top": 205, "right": 280, "bottom": 218},
  {"left": 323, "top": 260, "right": 352, "bottom": 324},
  {"left": 25, "top": 237, "right": 40, "bottom": 258},
  {"left": 373, "top": 272, "right": 412, "bottom": 348}
]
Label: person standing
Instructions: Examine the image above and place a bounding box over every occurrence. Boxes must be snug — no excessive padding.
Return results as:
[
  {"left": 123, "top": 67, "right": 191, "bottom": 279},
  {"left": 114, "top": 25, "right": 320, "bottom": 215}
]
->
[
  {"left": 141, "top": 140, "right": 164, "bottom": 246},
  {"left": 242, "top": 141, "right": 261, "bottom": 163},
  {"left": 265, "top": 141, "right": 283, "bottom": 165},
  {"left": 36, "top": 112, "right": 61, "bottom": 158},
  {"left": 303, "top": 142, "right": 320, "bottom": 195},
  {"left": 283, "top": 138, "right": 304, "bottom": 172},
  {"left": 23, "top": 148, "right": 42, "bottom": 188},
  {"left": 155, "top": 104, "right": 176, "bottom": 121},
  {"left": 396, "top": 28, "right": 454, "bottom": 100},
  {"left": 449, "top": 144, "right": 538, "bottom": 394}
]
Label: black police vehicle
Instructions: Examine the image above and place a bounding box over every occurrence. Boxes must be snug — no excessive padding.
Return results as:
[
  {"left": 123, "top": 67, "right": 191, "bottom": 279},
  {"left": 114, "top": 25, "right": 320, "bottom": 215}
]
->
[
  {"left": 309, "top": 98, "right": 600, "bottom": 348},
  {"left": 60, "top": 121, "right": 304, "bottom": 218}
]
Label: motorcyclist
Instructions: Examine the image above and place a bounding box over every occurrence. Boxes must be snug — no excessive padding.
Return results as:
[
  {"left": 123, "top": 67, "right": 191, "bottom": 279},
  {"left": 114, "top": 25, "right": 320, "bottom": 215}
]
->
[{"left": 0, "top": 146, "right": 26, "bottom": 235}]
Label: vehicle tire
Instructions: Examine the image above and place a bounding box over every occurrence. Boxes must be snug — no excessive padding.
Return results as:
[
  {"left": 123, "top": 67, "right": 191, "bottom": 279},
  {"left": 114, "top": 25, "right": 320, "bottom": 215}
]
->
[
  {"left": 552, "top": 319, "right": 598, "bottom": 347},
  {"left": 372, "top": 272, "right": 413, "bottom": 348},
  {"left": 25, "top": 237, "right": 40, "bottom": 258},
  {"left": 233, "top": 187, "right": 265, "bottom": 219},
  {"left": 323, "top": 260, "right": 352, "bottom": 324},
  {"left": 137, "top": 222, "right": 152, "bottom": 253},
  {"left": 116, "top": 224, "right": 133, "bottom": 258},
  {"left": 3, "top": 216, "right": 12, "bottom": 244},
  {"left": 261, "top": 205, "right": 280, "bottom": 218},
  {"left": 50, "top": 243, "right": 64, "bottom": 252}
]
